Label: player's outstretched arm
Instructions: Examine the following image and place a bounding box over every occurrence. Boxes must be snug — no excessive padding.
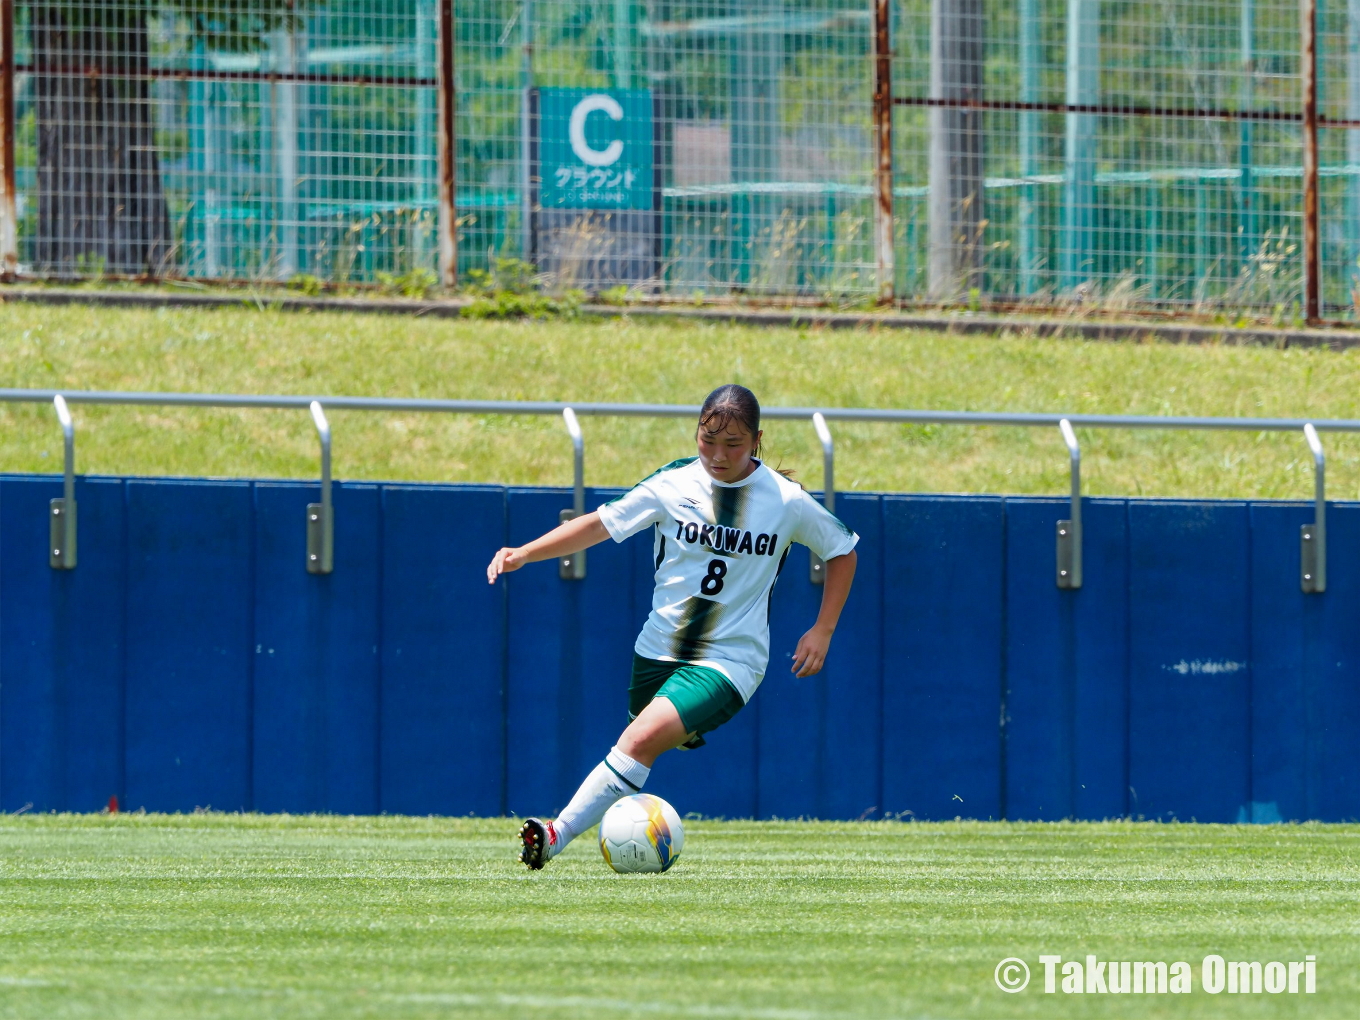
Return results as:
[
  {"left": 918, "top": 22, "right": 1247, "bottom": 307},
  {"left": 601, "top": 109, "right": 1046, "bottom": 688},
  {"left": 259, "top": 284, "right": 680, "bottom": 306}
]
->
[
  {"left": 486, "top": 511, "right": 611, "bottom": 583},
  {"left": 790, "top": 549, "right": 857, "bottom": 677}
]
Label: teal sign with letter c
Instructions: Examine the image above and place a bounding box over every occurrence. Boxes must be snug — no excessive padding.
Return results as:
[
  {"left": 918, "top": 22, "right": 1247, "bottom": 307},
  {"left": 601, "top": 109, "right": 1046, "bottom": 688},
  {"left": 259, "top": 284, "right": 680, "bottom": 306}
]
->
[{"left": 537, "top": 87, "right": 653, "bottom": 210}]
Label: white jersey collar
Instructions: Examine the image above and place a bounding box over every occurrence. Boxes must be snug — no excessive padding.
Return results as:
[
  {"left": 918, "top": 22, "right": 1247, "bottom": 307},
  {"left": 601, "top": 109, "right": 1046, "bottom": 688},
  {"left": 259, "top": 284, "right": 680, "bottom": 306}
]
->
[{"left": 708, "top": 458, "right": 763, "bottom": 489}]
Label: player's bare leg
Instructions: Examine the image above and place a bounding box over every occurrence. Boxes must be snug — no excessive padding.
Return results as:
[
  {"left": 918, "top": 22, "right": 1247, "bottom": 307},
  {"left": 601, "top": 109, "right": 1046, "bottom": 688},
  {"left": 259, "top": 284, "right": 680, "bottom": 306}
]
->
[{"left": 616, "top": 697, "right": 691, "bottom": 767}]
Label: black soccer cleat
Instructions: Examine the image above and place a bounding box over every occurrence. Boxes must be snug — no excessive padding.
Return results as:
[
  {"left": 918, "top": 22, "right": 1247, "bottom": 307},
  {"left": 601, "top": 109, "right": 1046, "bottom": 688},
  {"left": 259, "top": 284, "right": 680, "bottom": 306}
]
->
[{"left": 519, "top": 817, "right": 552, "bottom": 870}]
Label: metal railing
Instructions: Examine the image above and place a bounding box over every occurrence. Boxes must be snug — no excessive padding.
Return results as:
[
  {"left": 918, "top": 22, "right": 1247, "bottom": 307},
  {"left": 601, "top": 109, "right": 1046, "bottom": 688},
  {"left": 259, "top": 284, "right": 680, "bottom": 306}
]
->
[
  {"left": 2, "top": 386, "right": 1343, "bottom": 592},
  {"left": 1302, "top": 422, "right": 1327, "bottom": 592},
  {"left": 1056, "top": 418, "right": 1081, "bottom": 589},
  {"left": 809, "top": 411, "right": 834, "bottom": 584},
  {"left": 307, "top": 401, "right": 334, "bottom": 574},
  {"left": 48, "top": 392, "right": 75, "bottom": 568},
  {"left": 557, "top": 406, "right": 586, "bottom": 580}
]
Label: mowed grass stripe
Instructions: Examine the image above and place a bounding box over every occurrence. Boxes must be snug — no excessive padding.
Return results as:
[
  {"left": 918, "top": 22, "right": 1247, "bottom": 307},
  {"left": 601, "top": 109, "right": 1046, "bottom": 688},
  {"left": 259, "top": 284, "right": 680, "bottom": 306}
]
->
[
  {"left": 0, "top": 815, "right": 1356, "bottom": 1018},
  {"left": 5, "top": 303, "right": 1360, "bottom": 498}
]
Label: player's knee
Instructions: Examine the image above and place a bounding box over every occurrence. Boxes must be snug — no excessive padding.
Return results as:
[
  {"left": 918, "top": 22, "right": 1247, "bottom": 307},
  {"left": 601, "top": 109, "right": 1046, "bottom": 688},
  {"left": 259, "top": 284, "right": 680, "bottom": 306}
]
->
[
  {"left": 618, "top": 725, "right": 662, "bottom": 759},
  {"left": 618, "top": 722, "right": 681, "bottom": 764}
]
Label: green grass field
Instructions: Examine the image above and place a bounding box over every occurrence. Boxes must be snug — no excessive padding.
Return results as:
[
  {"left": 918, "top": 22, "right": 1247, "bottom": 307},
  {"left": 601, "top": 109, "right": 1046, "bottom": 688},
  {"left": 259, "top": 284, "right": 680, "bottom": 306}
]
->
[
  {"left": 0, "top": 814, "right": 1356, "bottom": 1019},
  {"left": 6, "top": 302, "right": 1360, "bottom": 499}
]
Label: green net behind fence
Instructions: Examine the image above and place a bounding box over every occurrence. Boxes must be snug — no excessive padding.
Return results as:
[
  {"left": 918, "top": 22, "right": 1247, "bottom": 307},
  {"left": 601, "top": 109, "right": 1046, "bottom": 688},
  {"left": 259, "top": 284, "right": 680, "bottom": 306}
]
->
[{"left": 4, "top": 0, "right": 1358, "bottom": 317}]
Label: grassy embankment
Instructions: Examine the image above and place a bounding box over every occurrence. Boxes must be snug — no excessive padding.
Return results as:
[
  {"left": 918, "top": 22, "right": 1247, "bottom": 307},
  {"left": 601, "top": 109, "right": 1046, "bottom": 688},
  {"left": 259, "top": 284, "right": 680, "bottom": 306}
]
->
[{"left": 2, "top": 303, "right": 1360, "bottom": 498}]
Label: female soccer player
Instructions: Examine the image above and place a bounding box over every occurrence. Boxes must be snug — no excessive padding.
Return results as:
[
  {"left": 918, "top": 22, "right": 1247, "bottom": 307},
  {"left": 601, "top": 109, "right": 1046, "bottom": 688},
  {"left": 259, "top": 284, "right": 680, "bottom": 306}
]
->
[{"left": 486, "top": 384, "right": 858, "bottom": 868}]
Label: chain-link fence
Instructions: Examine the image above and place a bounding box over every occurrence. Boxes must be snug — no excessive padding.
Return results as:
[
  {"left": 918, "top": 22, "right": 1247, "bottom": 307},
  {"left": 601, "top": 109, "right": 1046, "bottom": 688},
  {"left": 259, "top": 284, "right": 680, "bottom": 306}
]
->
[
  {"left": 0, "top": 1, "right": 1355, "bottom": 318},
  {"left": 897, "top": 0, "right": 1357, "bottom": 317},
  {"left": 1, "top": 0, "right": 439, "bottom": 283}
]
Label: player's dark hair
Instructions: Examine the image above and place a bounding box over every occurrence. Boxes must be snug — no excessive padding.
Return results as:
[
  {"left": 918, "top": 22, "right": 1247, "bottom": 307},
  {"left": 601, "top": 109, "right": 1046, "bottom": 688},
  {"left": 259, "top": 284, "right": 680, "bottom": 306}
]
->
[{"left": 698, "top": 384, "right": 762, "bottom": 456}]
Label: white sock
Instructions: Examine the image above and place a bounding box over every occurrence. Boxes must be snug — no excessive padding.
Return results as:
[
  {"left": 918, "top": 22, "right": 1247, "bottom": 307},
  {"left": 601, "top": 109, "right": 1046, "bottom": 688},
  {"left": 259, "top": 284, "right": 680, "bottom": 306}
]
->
[
  {"left": 605, "top": 745, "right": 651, "bottom": 789},
  {"left": 552, "top": 746, "right": 651, "bottom": 852}
]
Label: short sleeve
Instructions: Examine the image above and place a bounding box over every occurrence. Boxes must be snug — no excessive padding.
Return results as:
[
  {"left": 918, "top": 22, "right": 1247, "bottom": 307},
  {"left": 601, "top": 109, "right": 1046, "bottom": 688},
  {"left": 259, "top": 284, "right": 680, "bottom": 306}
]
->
[
  {"left": 793, "top": 491, "right": 859, "bottom": 560},
  {"left": 597, "top": 482, "right": 668, "bottom": 542}
]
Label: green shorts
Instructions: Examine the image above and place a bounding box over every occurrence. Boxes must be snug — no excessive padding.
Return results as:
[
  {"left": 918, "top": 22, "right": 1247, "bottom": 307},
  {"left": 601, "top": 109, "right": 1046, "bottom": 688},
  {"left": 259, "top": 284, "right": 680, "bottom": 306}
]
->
[{"left": 628, "top": 654, "right": 745, "bottom": 746}]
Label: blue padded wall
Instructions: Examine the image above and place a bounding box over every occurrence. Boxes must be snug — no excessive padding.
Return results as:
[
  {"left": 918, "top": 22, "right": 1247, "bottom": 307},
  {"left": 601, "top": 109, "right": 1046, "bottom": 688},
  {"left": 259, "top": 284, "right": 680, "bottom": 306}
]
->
[
  {"left": 757, "top": 493, "right": 883, "bottom": 821},
  {"left": 758, "top": 534, "right": 827, "bottom": 819},
  {"left": 379, "top": 485, "right": 505, "bottom": 816},
  {"left": 1005, "top": 498, "right": 1129, "bottom": 821},
  {"left": 881, "top": 496, "right": 1005, "bottom": 821},
  {"left": 1, "top": 474, "right": 1356, "bottom": 822},
  {"left": 1, "top": 476, "right": 125, "bottom": 813},
  {"left": 253, "top": 482, "right": 383, "bottom": 815},
  {"left": 124, "top": 480, "right": 254, "bottom": 813},
  {"left": 1128, "top": 502, "right": 1252, "bottom": 822},
  {"left": 1250, "top": 503, "right": 1360, "bottom": 822},
  {"left": 816, "top": 494, "right": 886, "bottom": 821}
]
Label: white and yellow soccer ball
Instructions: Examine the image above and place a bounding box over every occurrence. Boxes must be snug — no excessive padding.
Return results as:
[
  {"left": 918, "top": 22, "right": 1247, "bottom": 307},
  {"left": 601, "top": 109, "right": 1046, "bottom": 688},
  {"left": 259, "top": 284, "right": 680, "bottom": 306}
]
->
[{"left": 598, "top": 794, "right": 684, "bottom": 873}]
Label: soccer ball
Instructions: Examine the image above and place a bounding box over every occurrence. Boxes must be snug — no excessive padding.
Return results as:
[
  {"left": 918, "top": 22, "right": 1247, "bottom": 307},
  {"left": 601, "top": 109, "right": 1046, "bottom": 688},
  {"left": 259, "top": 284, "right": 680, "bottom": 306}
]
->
[{"left": 598, "top": 794, "right": 684, "bottom": 873}]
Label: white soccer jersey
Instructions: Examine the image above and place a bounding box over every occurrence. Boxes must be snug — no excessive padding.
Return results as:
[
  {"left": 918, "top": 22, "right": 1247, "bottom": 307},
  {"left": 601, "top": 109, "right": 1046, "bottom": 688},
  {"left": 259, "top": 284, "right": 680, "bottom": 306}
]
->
[{"left": 596, "top": 457, "right": 859, "bottom": 701}]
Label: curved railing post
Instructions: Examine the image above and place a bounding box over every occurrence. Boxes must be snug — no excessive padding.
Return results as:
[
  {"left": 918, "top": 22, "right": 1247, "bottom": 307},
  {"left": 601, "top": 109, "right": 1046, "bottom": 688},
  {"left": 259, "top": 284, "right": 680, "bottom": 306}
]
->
[
  {"left": 1302, "top": 423, "right": 1326, "bottom": 593},
  {"left": 1057, "top": 418, "right": 1082, "bottom": 589},
  {"left": 559, "top": 407, "right": 586, "bottom": 579},
  {"left": 307, "top": 401, "right": 333, "bottom": 574},
  {"left": 49, "top": 394, "right": 77, "bottom": 569},
  {"left": 810, "top": 411, "right": 834, "bottom": 584}
]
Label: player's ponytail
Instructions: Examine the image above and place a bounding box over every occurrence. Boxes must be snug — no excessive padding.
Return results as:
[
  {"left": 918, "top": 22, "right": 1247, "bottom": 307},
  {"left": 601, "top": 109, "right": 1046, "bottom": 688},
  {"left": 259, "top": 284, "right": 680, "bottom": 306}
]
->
[{"left": 698, "top": 384, "right": 762, "bottom": 457}]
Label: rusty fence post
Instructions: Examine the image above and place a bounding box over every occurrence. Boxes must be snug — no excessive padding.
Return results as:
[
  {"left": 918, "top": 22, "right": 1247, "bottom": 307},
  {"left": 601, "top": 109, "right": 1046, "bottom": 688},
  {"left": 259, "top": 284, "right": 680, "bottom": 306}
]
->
[
  {"left": 1302, "top": 0, "right": 1320, "bottom": 324},
  {"left": 873, "top": 0, "right": 894, "bottom": 304},
  {"left": 436, "top": 0, "right": 457, "bottom": 289},
  {"left": 0, "top": 0, "right": 17, "bottom": 279}
]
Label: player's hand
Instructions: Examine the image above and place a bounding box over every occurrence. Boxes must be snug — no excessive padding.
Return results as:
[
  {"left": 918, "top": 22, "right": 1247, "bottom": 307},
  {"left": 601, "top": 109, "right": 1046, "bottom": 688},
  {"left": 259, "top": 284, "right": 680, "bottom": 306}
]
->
[
  {"left": 486, "top": 546, "right": 526, "bottom": 584},
  {"left": 791, "top": 625, "right": 832, "bottom": 677}
]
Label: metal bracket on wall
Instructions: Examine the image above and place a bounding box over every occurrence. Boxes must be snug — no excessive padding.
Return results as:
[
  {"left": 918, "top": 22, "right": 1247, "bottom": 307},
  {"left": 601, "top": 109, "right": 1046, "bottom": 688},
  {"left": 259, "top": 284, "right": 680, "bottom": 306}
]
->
[
  {"left": 49, "top": 394, "right": 77, "bottom": 569},
  {"left": 1301, "top": 422, "right": 1326, "bottom": 593},
  {"left": 306, "top": 401, "right": 333, "bottom": 574},
  {"left": 559, "top": 407, "right": 586, "bottom": 580},
  {"left": 810, "top": 411, "right": 834, "bottom": 584},
  {"left": 1056, "top": 418, "right": 1082, "bottom": 589}
]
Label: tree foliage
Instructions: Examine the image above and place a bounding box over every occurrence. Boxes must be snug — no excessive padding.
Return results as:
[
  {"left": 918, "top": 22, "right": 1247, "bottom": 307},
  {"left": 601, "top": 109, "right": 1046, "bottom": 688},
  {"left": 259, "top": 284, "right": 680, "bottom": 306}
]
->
[{"left": 35, "top": 0, "right": 308, "bottom": 56}]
